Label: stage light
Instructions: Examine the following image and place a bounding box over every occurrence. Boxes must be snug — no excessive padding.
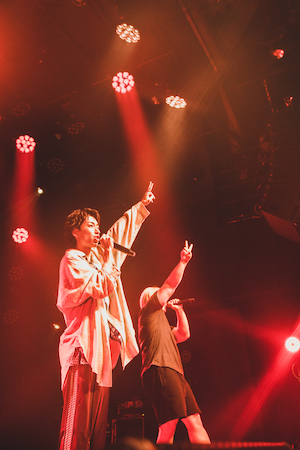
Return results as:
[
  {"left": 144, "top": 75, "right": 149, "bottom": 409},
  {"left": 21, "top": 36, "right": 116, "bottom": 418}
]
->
[
  {"left": 12, "top": 102, "right": 31, "bottom": 117},
  {"left": 52, "top": 323, "right": 61, "bottom": 330},
  {"left": 165, "top": 95, "right": 187, "bottom": 109},
  {"left": 46, "top": 158, "right": 66, "bottom": 173},
  {"left": 15, "top": 135, "right": 36, "bottom": 153},
  {"left": 285, "top": 336, "right": 300, "bottom": 353},
  {"left": 12, "top": 227, "right": 29, "bottom": 244},
  {"left": 112, "top": 72, "right": 135, "bottom": 93},
  {"left": 3, "top": 309, "right": 19, "bottom": 324},
  {"left": 116, "top": 23, "right": 140, "bottom": 43},
  {"left": 8, "top": 267, "right": 24, "bottom": 282},
  {"left": 151, "top": 96, "right": 160, "bottom": 105},
  {"left": 272, "top": 48, "right": 285, "bottom": 59},
  {"left": 71, "top": 0, "right": 86, "bottom": 6},
  {"left": 284, "top": 96, "right": 293, "bottom": 108},
  {"left": 67, "top": 121, "right": 85, "bottom": 135},
  {"left": 37, "top": 187, "right": 44, "bottom": 195}
]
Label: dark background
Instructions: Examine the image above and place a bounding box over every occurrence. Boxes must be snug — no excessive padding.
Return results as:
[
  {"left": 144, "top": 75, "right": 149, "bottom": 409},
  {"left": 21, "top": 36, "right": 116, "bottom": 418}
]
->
[{"left": 1, "top": 1, "right": 300, "bottom": 449}]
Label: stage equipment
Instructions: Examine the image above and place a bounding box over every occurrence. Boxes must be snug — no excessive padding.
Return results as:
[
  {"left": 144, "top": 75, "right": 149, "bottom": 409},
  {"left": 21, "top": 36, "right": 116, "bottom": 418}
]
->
[
  {"left": 12, "top": 227, "right": 29, "bottom": 244},
  {"left": 167, "top": 298, "right": 195, "bottom": 306},
  {"left": 165, "top": 95, "right": 187, "bottom": 108},
  {"left": 110, "top": 398, "right": 145, "bottom": 444},
  {"left": 285, "top": 337, "right": 300, "bottom": 353},
  {"left": 116, "top": 24, "right": 140, "bottom": 43},
  {"left": 272, "top": 49, "right": 285, "bottom": 59},
  {"left": 112, "top": 72, "right": 135, "bottom": 93},
  {"left": 259, "top": 110, "right": 300, "bottom": 243},
  {"left": 15, "top": 135, "right": 36, "bottom": 153}
]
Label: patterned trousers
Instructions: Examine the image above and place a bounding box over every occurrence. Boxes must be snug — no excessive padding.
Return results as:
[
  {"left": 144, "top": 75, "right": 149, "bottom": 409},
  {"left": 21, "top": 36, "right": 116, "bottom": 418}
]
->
[{"left": 59, "top": 351, "right": 110, "bottom": 450}]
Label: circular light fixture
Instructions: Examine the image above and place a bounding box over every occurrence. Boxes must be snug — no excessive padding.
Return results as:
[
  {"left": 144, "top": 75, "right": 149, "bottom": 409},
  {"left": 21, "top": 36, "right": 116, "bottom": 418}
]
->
[
  {"left": 116, "top": 23, "right": 140, "bottom": 43},
  {"left": 12, "top": 228, "right": 29, "bottom": 244},
  {"left": 166, "top": 95, "right": 187, "bottom": 109},
  {"left": 15, "top": 135, "right": 36, "bottom": 153},
  {"left": 285, "top": 337, "right": 300, "bottom": 353},
  {"left": 112, "top": 72, "right": 135, "bottom": 94}
]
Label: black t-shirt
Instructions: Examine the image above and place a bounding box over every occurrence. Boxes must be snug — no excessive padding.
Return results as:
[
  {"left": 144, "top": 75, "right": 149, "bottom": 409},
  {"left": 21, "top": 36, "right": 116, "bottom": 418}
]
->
[{"left": 138, "top": 292, "right": 184, "bottom": 376}]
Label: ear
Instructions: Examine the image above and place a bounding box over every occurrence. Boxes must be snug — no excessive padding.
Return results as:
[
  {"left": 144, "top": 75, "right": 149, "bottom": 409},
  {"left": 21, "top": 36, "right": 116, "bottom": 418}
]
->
[{"left": 72, "top": 228, "right": 79, "bottom": 241}]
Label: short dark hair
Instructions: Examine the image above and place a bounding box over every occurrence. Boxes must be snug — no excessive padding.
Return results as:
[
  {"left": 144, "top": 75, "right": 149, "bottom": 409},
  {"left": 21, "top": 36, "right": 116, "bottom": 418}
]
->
[{"left": 64, "top": 207, "right": 100, "bottom": 248}]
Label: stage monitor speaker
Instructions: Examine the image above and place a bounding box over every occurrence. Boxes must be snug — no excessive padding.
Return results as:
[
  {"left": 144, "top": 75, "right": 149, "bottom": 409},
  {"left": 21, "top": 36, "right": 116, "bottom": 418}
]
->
[
  {"left": 156, "top": 442, "right": 291, "bottom": 450},
  {"left": 261, "top": 209, "right": 300, "bottom": 243},
  {"left": 111, "top": 416, "right": 144, "bottom": 444}
]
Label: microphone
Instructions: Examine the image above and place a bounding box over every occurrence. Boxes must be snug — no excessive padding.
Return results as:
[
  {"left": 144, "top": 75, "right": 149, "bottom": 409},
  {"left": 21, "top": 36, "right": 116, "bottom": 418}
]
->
[
  {"left": 113, "top": 242, "right": 136, "bottom": 257},
  {"left": 167, "top": 298, "right": 195, "bottom": 306}
]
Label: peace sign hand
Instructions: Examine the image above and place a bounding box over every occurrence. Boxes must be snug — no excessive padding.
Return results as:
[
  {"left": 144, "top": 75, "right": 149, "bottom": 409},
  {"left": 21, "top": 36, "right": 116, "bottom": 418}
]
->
[
  {"left": 141, "top": 181, "right": 156, "bottom": 206},
  {"left": 180, "top": 240, "right": 193, "bottom": 263}
]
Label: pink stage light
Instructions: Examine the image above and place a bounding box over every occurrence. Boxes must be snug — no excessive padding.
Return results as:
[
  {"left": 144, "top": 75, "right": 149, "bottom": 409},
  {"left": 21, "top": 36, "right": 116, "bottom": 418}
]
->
[
  {"left": 112, "top": 72, "right": 135, "bottom": 94},
  {"left": 285, "top": 336, "right": 300, "bottom": 353},
  {"left": 15, "top": 135, "right": 36, "bottom": 153},
  {"left": 12, "top": 227, "right": 29, "bottom": 244}
]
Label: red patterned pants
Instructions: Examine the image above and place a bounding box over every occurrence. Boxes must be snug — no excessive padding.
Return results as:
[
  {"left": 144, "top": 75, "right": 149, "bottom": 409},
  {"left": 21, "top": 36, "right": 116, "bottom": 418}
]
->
[{"left": 59, "top": 361, "right": 110, "bottom": 450}]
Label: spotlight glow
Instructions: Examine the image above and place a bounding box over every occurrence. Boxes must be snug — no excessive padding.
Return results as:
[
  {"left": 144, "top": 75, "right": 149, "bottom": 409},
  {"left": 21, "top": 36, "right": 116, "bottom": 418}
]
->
[
  {"left": 15, "top": 135, "right": 36, "bottom": 153},
  {"left": 166, "top": 95, "right": 187, "bottom": 109},
  {"left": 116, "top": 23, "right": 140, "bottom": 43},
  {"left": 12, "top": 227, "right": 29, "bottom": 244},
  {"left": 37, "top": 187, "right": 44, "bottom": 195},
  {"left": 112, "top": 72, "right": 135, "bottom": 94},
  {"left": 285, "top": 337, "right": 300, "bottom": 353}
]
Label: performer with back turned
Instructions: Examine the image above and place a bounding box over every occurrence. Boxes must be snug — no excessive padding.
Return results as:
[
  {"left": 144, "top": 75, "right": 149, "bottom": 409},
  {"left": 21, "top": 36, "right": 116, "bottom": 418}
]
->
[
  {"left": 138, "top": 241, "right": 211, "bottom": 444},
  {"left": 57, "top": 182, "right": 155, "bottom": 450}
]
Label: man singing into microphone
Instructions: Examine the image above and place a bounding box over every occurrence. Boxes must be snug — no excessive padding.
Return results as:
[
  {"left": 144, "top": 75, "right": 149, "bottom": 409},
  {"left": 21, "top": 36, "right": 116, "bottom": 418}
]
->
[
  {"left": 138, "top": 241, "right": 210, "bottom": 445},
  {"left": 57, "top": 182, "right": 155, "bottom": 450}
]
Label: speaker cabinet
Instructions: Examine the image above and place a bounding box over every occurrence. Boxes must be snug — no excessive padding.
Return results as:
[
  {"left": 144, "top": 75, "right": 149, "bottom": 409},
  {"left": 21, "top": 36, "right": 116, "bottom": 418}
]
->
[{"left": 111, "top": 416, "right": 145, "bottom": 444}]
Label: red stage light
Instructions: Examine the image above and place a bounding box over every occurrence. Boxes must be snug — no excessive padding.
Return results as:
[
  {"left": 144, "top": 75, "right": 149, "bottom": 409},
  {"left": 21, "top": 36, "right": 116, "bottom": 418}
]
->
[
  {"left": 15, "top": 135, "right": 36, "bottom": 153},
  {"left": 112, "top": 72, "right": 135, "bottom": 93},
  {"left": 12, "top": 227, "right": 29, "bottom": 244},
  {"left": 272, "top": 48, "right": 285, "bottom": 59},
  {"left": 285, "top": 336, "right": 300, "bottom": 353}
]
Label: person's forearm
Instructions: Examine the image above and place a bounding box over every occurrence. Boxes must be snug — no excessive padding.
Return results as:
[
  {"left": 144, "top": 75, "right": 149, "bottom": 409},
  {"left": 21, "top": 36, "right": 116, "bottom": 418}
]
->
[
  {"left": 176, "top": 308, "right": 190, "bottom": 337},
  {"left": 164, "top": 260, "right": 188, "bottom": 290}
]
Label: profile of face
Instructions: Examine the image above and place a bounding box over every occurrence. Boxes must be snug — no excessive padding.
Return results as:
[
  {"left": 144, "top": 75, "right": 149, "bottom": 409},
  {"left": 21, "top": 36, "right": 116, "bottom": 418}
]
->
[{"left": 72, "top": 215, "right": 100, "bottom": 252}]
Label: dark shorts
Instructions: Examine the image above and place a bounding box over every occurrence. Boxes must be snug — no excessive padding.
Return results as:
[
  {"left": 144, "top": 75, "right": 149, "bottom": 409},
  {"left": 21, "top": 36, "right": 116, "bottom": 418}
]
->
[{"left": 142, "top": 366, "right": 201, "bottom": 426}]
